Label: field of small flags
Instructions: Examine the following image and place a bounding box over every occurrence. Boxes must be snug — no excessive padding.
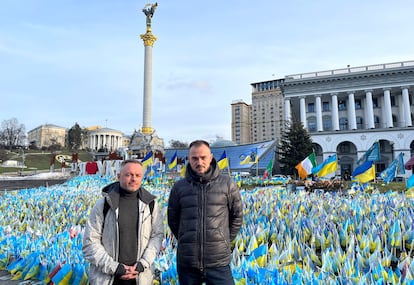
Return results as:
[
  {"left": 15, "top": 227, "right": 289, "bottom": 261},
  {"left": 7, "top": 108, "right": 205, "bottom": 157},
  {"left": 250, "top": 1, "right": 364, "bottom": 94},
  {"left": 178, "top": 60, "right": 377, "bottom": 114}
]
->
[{"left": 1, "top": 174, "right": 414, "bottom": 284}]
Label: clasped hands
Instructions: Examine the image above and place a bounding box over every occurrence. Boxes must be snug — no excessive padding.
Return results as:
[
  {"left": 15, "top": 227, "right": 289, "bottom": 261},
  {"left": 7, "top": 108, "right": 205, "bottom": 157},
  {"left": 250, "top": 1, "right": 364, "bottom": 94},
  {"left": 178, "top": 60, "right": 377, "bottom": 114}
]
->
[{"left": 120, "top": 263, "right": 139, "bottom": 280}]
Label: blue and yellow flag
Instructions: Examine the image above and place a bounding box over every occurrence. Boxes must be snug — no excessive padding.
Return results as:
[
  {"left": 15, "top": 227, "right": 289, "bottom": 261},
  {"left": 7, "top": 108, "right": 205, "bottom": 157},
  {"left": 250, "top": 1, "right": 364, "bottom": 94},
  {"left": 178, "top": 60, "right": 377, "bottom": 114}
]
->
[
  {"left": 239, "top": 148, "right": 258, "bottom": 165},
  {"left": 352, "top": 161, "right": 375, "bottom": 183},
  {"left": 357, "top": 142, "right": 380, "bottom": 166},
  {"left": 168, "top": 151, "right": 177, "bottom": 170},
  {"left": 312, "top": 154, "right": 338, "bottom": 178},
  {"left": 217, "top": 151, "right": 229, "bottom": 170},
  {"left": 141, "top": 151, "right": 153, "bottom": 169}
]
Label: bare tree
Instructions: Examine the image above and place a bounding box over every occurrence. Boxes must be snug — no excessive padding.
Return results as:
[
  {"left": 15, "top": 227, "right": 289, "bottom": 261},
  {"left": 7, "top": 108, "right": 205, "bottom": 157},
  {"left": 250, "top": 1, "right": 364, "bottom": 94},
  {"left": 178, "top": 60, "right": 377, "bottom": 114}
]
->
[{"left": 0, "top": 118, "right": 26, "bottom": 150}]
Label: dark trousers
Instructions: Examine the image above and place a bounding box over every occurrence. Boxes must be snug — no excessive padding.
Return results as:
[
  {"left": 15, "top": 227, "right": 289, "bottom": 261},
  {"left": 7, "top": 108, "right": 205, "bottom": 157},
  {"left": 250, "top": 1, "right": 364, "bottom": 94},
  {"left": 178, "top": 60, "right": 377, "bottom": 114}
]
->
[{"left": 177, "top": 265, "right": 235, "bottom": 285}]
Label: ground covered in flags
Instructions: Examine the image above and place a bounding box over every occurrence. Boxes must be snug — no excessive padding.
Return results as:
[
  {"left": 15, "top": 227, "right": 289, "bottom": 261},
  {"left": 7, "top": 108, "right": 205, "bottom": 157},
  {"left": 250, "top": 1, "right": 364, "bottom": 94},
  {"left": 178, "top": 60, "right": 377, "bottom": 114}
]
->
[{"left": 0, "top": 175, "right": 414, "bottom": 284}]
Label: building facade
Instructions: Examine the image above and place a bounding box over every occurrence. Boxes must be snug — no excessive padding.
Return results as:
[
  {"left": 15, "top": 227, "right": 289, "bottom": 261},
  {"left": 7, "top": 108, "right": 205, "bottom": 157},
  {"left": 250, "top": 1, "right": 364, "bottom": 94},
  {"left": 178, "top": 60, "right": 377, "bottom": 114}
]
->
[
  {"left": 27, "top": 124, "right": 67, "bottom": 149},
  {"left": 232, "top": 60, "right": 414, "bottom": 177},
  {"left": 87, "top": 127, "right": 124, "bottom": 152},
  {"left": 231, "top": 100, "right": 251, "bottom": 144}
]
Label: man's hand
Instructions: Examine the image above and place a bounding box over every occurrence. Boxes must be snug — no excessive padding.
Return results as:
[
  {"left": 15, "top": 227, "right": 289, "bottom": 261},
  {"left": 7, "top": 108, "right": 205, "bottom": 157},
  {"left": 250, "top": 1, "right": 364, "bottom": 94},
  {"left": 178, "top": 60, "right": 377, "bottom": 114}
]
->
[{"left": 120, "top": 264, "right": 138, "bottom": 280}]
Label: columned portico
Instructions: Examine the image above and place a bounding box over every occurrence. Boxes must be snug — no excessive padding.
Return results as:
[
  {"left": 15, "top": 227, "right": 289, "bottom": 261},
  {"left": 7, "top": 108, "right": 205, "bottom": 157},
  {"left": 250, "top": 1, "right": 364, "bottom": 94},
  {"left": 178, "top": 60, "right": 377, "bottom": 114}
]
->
[{"left": 282, "top": 60, "right": 414, "bottom": 178}]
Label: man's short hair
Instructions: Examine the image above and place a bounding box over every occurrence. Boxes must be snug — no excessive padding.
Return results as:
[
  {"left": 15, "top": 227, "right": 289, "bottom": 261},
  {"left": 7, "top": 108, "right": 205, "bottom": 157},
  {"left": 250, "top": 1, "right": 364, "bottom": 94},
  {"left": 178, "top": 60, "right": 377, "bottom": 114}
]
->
[
  {"left": 120, "top": 159, "right": 142, "bottom": 168},
  {"left": 189, "top": 140, "right": 210, "bottom": 149}
]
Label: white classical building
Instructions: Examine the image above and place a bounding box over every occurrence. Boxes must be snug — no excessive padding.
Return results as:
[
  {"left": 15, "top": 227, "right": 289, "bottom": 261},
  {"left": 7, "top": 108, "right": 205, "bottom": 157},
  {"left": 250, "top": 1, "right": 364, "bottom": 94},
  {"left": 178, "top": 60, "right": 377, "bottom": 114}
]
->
[
  {"left": 87, "top": 127, "right": 124, "bottom": 152},
  {"left": 283, "top": 60, "right": 414, "bottom": 177},
  {"left": 232, "top": 60, "right": 414, "bottom": 177}
]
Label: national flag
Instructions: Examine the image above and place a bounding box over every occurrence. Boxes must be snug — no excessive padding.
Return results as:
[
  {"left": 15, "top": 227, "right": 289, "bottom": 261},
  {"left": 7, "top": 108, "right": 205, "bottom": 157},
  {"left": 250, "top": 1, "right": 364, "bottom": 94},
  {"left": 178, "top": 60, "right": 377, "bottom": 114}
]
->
[
  {"left": 51, "top": 263, "right": 73, "bottom": 285},
  {"left": 141, "top": 151, "right": 153, "bottom": 169},
  {"left": 217, "top": 151, "right": 229, "bottom": 170},
  {"left": 357, "top": 142, "right": 380, "bottom": 166},
  {"left": 406, "top": 174, "right": 414, "bottom": 190},
  {"left": 380, "top": 153, "right": 405, "bottom": 184},
  {"left": 263, "top": 159, "right": 273, "bottom": 179},
  {"left": 352, "top": 161, "right": 375, "bottom": 183},
  {"left": 168, "top": 151, "right": 177, "bottom": 170},
  {"left": 396, "top": 152, "right": 405, "bottom": 175},
  {"left": 312, "top": 154, "right": 338, "bottom": 178},
  {"left": 239, "top": 148, "right": 258, "bottom": 165},
  {"left": 295, "top": 152, "right": 316, "bottom": 180},
  {"left": 247, "top": 243, "right": 268, "bottom": 267},
  {"left": 380, "top": 159, "right": 398, "bottom": 184},
  {"left": 180, "top": 164, "right": 186, "bottom": 177}
]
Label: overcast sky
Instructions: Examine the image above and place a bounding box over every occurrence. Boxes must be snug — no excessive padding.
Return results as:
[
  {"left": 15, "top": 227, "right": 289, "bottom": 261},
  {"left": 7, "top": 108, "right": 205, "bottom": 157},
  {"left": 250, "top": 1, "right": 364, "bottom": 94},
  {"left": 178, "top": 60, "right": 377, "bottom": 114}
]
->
[{"left": 1, "top": 0, "right": 414, "bottom": 145}]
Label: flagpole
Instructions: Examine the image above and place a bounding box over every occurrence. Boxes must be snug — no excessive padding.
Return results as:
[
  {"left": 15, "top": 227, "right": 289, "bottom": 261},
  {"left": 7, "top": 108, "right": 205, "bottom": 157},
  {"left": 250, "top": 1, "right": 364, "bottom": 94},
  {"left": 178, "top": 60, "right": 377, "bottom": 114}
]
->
[{"left": 227, "top": 157, "right": 231, "bottom": 177}]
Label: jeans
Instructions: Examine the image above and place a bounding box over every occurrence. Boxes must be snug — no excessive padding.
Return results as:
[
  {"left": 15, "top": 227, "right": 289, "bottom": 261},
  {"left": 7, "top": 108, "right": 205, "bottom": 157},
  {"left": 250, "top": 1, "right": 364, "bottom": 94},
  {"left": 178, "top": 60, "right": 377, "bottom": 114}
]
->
[{"left": 177, "top": 265, "right": 235, "bottom": 285}]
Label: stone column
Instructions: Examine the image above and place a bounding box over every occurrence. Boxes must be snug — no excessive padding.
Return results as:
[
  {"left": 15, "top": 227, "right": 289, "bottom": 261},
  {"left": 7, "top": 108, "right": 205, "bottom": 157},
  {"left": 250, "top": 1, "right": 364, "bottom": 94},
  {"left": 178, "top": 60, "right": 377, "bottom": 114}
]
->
[
  {"left": 402, "top": 87, "right": 412, "bottom": 127},
  {"left": 383, "top": 88, "right": 393, "bottom": 128},
  {"left": 331, "top": 93, "right": 339, "bottom": 131},
  {"left": 365, "top": 90, "right": 375, "bottom": 129},
  {"left": 316, "top": 95, "right": 323, "bottom": 131},
  {"left": 300, "top": 97, "right": 307, "bottom": 129},
  {"left": 347, "top": 92, "right": 357, "bottom": 130},
  {"left": 284, "top": 98, "right": 291, "bottom": 123}
]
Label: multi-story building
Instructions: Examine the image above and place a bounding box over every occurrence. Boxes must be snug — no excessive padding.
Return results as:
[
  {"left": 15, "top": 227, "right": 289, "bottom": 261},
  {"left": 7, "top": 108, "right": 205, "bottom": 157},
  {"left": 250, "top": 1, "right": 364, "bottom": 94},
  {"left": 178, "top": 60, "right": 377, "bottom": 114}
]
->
[
  {"left": 233, "top": 60, "right": 414, "bottom": 177},
  {"left": 231, "top": 100, "right": 250, "bottom": 144},
  {"left": 231, "top": 79, "right": 285, "bottom": 144},
  {"left": 87, "top": 127, "right": 124, "bottom": 152},
  {"left": 27, "top": 124, "right": 67, "bottom": 149}
]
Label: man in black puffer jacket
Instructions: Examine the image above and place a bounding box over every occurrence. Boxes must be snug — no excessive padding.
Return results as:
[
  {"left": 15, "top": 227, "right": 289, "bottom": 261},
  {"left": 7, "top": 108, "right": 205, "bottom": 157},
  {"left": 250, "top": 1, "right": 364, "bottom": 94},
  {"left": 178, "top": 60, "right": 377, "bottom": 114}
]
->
[{"left": 168, "top": 140, "right": 243, "bottom": 285}]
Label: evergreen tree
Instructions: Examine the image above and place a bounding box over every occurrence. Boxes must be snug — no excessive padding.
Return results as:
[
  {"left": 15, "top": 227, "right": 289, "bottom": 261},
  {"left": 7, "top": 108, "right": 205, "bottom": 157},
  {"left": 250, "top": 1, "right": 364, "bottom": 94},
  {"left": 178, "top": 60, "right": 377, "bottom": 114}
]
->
[
  {"left": 68, "top": 123, "right": 82, "bottom": 150},
  {"left": 277, "top": 118, "right": 314, "bottom": 176}
]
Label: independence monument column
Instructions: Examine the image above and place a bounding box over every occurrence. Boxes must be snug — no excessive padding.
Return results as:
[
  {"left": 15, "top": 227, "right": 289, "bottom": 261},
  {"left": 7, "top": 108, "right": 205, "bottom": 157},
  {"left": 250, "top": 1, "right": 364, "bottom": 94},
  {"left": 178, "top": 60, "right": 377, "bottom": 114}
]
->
[
  {"left": 141, "top": 2, "right": 157, "bottom": 135},
  {"left": 129, "top": 2, "right": 164, "bottom": 156}
]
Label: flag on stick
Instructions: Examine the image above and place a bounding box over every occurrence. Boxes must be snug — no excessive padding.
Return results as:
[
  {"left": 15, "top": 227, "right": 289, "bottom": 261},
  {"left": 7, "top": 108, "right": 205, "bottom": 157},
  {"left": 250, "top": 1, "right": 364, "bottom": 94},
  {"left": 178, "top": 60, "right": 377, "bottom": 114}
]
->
[
  {"left": 312, "top": 154, "right": 338, "bottom": 178},
  {"left": 217, "top": 151, "right": 229, "bottom": 170},
  {"left": 168, "top": 151, "right": 177, "bottom": 170},
  {"left": 263, "top": 159, "right": 273, "bottom": 179},
  {"left": 141, "top": 151, "right": 153, "bottom": 169},
  {"left": 352, "top": 161, "right": 375, "bottom": 183},
  {"left": 357, "top": 142, "right": 380, "bottom": 166},
  {"left": 295, "top": 152, "right": 316, "bottom": 180}
]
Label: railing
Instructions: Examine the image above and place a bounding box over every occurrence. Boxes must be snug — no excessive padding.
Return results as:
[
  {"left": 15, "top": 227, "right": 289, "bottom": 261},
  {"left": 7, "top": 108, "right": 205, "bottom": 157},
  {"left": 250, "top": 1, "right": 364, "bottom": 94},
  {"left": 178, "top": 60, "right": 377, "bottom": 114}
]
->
[{"left": 285, "top": 60, "right": 414, "bottom": 80}]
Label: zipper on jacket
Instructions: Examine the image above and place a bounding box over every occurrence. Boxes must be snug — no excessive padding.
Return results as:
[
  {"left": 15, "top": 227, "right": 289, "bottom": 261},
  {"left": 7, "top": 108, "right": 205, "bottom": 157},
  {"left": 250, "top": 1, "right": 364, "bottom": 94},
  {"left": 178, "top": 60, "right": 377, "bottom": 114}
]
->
[{"left": 200, "top": 183, "right": 206, "bottom": 271}]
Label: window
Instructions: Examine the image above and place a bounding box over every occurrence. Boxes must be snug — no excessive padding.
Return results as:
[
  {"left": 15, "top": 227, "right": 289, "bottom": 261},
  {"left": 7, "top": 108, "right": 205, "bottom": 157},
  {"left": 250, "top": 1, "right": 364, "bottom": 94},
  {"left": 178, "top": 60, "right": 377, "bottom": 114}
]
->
[
  {"left": 391, "top": 96, "right": 396, "bottom": 106},
  {"left": 339, "top": 100, "right": 347, "bottom": 111},
  {"left": 308, "top": 117, "right": 316, "bottom": 132},
  {"left": 355, "top": 99, "right": 362, "bottom": 109},
  {"left": 323, "top": 101, "right": 330, "bottom": 111},
  {"left": 339, "top": 117, "right": 348, "bottom": 130},
  {"left": 372, "top": 98, "right": 378, "bottom": 108},
  {"left": 356, "top": 117, "right": 364, "bottom": 129},
  {"left": 323, "top": 116, "right": 331, "bottom": 131},
  {"left": 308, "top": 103, "right": 315, "bottom": 113}
]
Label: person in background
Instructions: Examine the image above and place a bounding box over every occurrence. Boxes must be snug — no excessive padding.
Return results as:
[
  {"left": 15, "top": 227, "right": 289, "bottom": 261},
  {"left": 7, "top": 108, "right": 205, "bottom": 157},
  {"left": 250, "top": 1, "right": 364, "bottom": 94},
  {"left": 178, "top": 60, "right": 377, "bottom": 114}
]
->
[
  {"left": 83, "top": 159, "right": 163, "bottom": 285},
  {"left": 168, "top": 140, "right": 243, "bottom": 285}
]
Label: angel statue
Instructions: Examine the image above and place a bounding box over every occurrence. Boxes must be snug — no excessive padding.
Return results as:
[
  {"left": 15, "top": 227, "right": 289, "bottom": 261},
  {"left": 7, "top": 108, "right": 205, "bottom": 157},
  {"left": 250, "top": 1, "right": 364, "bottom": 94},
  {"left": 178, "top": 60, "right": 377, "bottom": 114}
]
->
[{"left": 143, "top": 2, "right": 158, "bottom": 29}]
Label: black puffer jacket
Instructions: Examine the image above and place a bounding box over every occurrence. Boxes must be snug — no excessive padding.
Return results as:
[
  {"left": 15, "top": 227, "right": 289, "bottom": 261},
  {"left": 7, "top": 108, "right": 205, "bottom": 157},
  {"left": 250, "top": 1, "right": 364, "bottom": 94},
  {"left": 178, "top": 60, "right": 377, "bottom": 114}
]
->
[{"left": 167, "top": 158, "right": 243, "bottom": 269}]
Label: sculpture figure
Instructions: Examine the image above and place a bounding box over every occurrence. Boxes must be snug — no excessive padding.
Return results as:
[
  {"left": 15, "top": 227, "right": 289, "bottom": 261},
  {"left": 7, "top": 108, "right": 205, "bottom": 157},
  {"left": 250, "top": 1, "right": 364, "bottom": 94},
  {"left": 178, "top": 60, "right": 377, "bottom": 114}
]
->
[{"left": 143, "top": 2, "right": 158, "bottom": 29}]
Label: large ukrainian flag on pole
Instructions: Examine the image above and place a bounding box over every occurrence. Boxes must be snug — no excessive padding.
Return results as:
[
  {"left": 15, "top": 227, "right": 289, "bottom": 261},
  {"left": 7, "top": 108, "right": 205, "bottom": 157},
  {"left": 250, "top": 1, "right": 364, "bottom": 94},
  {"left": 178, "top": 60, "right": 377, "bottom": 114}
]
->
[
  {"left": 352, "top": 161, "right": 375, "bottom": 183},
  {"left": 217, "top": 151, "right": 229, "bottom": 170},
  {"left": 168, "top": 151, "right": 178, "bottom": 170},
  {"left": 312, "top": 154, "right": 338, "bottom": 178}
]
